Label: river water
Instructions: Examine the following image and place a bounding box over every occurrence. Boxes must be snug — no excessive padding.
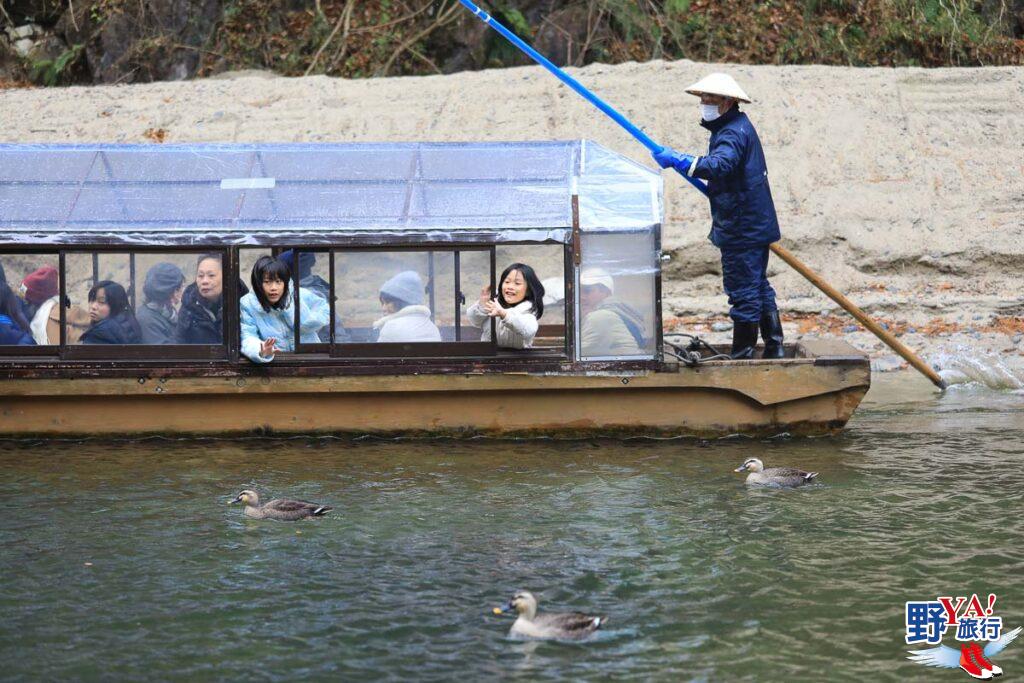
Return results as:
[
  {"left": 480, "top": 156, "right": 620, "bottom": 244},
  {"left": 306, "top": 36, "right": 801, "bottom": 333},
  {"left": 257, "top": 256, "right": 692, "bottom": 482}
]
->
[{"left": 1, "top": 369, "right": 1022, "bottom": 681}]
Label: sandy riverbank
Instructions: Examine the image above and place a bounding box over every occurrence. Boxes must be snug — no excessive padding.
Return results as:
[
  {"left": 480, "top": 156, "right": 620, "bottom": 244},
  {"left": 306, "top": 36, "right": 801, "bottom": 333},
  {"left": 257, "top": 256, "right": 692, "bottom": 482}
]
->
[{"left": 2, "top": 60, "right": 1022, "bottom": 375}]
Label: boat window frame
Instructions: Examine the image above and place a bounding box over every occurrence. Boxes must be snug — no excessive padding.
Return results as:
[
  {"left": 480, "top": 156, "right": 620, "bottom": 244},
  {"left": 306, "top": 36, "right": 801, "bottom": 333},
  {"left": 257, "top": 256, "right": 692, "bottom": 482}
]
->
[
  {"left": 0, "top": 234, "right": 601, "bottom": 369},
  {"left": 57, "top": 247, "right": 232, "bottom": 361},
  {"left": 322, "top": 244, "right": 499, "bottom": 359},
  {"left": 573, "top": 224, "right": 663, "bottom": 363},
  {"left": 288, "top": 247, "right": 331, "bottom": 355},
  {"left": 0, "top": 248, "right": 61, "bottom": 357}
]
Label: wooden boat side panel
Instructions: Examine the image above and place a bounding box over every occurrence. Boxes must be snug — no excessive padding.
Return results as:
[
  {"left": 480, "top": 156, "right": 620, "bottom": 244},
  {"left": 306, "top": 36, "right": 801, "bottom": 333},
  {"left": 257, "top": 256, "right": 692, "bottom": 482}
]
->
[
  {"left": 0, "top": 382, "right": 868, "bottom": 439},
  {"left": 0, "top": 339, "right": 870, "bottom": 438},
  {"left": 0, "top": 357, "right": 868, "bottom": 407}
]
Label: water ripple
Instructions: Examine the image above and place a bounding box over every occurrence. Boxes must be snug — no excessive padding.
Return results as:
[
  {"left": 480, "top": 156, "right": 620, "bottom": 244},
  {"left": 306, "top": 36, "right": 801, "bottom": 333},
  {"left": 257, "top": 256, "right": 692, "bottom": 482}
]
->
[{"left": 0, "top": 383, "right": 1022, "bottom": 680}]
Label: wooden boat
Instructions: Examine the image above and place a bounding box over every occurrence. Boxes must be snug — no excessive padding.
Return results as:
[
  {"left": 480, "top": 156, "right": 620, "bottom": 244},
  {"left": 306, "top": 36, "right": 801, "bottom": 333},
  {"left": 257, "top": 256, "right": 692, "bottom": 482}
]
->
[{"left": 0, "top": 142, "right": 869, "bottom": 438}]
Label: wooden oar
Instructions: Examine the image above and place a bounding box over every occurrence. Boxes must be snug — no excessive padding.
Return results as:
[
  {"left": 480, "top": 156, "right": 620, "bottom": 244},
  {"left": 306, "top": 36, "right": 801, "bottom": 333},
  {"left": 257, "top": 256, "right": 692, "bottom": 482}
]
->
[{"left": 769, "top": 243, "right": 947, "bottom": 390}]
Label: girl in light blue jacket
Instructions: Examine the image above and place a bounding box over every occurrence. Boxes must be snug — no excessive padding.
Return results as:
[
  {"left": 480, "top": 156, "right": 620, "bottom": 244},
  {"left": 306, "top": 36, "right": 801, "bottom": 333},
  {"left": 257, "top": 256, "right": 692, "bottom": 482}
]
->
[{"left": 240, "top": 256, "right": 330, "bottom": 363}]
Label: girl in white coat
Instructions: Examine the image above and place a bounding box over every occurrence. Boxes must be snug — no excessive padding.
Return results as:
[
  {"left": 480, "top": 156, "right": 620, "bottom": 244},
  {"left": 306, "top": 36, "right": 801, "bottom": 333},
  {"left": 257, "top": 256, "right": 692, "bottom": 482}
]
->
[
  {"left": 373, "top": 270, "right": 441, "bottom": 343},
  {"left": 466, "top": 262, "right": 545, "bottom": 349}
]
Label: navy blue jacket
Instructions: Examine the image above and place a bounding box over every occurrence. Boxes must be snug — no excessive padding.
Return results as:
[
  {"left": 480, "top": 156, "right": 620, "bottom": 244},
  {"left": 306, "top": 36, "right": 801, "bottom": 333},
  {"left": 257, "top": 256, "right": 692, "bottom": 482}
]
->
[
  {"left": 0, "top": 314, "right": 34, "bottom": 345},
  {"left": 692, "top": 106, "right": 781, "bottom": 249},
  {"left": 80, "top": 312, "right": 142, "bottom": 345}
]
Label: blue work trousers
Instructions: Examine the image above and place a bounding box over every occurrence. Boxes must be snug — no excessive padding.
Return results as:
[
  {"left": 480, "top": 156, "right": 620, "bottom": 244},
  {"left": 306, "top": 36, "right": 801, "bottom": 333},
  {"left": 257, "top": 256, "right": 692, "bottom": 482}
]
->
[{"left": 721, "top": 246, "right": 778, "bottom": 323}]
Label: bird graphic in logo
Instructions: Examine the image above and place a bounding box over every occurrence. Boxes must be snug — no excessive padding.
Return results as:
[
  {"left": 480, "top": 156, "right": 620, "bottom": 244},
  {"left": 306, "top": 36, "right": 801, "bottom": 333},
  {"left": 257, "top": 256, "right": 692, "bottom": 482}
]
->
[{"left": 907, "top": 627, "right": 1020, "bottom": 679}]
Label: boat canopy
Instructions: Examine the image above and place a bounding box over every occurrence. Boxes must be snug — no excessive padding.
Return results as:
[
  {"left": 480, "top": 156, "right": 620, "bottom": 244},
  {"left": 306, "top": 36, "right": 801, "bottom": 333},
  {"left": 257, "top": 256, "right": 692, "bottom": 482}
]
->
[{"left": 0, "top": 141, "right": 662, "bottom": 246}]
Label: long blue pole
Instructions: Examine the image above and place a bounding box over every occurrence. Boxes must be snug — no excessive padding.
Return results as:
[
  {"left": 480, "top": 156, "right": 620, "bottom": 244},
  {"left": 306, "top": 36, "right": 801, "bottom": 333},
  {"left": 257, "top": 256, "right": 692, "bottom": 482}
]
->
[
  {"left": 459, "top": 1, "right": 948, "bottom": 390},
  {"left": 457, "top": 0, "right": 710, "bottom": 197}
]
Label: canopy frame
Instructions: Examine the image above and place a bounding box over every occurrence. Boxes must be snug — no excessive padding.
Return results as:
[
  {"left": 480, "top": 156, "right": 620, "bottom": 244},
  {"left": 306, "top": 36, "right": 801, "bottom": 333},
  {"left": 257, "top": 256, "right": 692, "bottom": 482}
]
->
[{"left": 0, "top": 141, "right": 662, "bottom": 246}]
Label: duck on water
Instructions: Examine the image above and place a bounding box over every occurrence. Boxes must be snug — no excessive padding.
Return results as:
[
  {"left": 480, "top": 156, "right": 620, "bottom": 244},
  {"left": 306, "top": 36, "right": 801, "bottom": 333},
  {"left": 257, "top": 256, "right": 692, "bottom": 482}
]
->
[
  {"left": 493, "top": 591, "right": 606, "bottom": 640},
  {"left": 734, "top": 458, "right": 818, "bottom": 487},
  {"left": 229, "top": 490, "right": 332, "bottom": 521}
]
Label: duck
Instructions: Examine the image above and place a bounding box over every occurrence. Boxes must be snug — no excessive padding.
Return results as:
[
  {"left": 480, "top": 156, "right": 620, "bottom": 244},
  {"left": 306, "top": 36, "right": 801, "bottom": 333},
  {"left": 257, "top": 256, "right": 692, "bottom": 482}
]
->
[
  {"left": 734, "top": 457, "right": 818, "bottom": 487},
  {"left": 229, "top": 489, "right": 332, "bottom": 521},
  {"left": 492, "top": 591, "right": 606, "bottom": 640}
]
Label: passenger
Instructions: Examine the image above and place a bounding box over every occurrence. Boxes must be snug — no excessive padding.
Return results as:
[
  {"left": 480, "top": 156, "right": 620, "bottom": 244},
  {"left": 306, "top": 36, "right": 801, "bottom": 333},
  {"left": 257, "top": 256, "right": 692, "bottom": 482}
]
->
[
  {"left": 177, "top": 254, "right": 241, "bottom": 344},
  {"left": 239, "top": 255, "right": 330, "bottom": 363},
  {"left": 652, "top": 72, "right": 784, "bottom": 359},
  {"left": 373, "top": 270, "right": 441, "bottom": 343},
  {"left": 466, "top": 262, "right": 544, "bottom": 349},
  {"left": 0, "top": 263, "right": 35, "bottom": 345},
  {"left": 579, "top": 267, "right": 647, "bottom": 357},
  {"left": 136, "top": 263, "right": 185, "bottom": 345},
  {"left": 20, "top": 265, "right": 59, "bottom": 345},
  {"left": 278, "top": 250, "right": 328, "bottom": 301},
  {"left": 278, "top": 249, "right": 348, "bottom": 342},
  {"left": 80, "top": 280, "right": 142, "bottom": 345}
]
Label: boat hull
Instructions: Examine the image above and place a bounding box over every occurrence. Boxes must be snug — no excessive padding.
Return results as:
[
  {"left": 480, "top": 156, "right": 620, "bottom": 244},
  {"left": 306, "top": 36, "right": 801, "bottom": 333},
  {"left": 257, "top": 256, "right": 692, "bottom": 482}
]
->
[{"left": 0, "top": 340, "right": 870, "bottom": 439}]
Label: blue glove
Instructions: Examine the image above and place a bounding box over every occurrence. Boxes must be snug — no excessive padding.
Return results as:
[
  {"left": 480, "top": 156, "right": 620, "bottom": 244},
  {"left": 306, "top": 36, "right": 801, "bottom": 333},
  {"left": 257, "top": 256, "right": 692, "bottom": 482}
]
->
[{"left": 652, "top": 147, "right": 696, "bottom": 174}]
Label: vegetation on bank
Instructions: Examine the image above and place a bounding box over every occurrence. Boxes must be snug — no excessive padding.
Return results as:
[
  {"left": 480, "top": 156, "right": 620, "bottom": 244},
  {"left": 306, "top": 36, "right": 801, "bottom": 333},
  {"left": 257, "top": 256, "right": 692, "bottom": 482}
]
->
[{"left": 2, "top": 0, "right": 1022, "bottom": 87}]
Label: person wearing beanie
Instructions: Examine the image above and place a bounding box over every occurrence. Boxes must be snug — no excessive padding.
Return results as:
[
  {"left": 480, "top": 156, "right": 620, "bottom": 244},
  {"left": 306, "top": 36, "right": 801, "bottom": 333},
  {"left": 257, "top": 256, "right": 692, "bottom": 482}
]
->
[
  {"left": 137, "top": 262, "right": 186, "bottom": 344},
  {"left": 21, "top": 265, "right": 59, "bottom": 308},
  {"left": 651, "top": 72, "right": 784, "bottom": 360},
  {"left": 373, "top": 270, "right": 441, "bottom": 343},
  {"left": 21, "top": 265, "right": 60, "bottom": 345}
]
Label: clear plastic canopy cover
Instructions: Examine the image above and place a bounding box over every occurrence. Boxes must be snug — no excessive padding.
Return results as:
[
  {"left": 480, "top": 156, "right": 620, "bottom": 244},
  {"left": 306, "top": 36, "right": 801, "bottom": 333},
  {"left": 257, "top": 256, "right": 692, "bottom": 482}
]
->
[{"left": 0, "top": 141, "right": 662, "bottom": 245}]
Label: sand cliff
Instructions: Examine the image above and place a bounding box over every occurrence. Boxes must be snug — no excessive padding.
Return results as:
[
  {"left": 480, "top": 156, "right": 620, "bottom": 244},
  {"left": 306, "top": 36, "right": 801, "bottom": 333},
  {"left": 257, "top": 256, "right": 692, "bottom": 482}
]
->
[{"left": 3, "top": 60, "right": 1022, "bottom": 372}]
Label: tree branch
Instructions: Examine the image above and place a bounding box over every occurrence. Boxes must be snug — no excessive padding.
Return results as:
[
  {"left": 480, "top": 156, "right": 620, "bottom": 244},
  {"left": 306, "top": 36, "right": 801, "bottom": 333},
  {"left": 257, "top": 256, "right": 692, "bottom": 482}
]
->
[
  {"left": 375, "top": 0, "right": 461, "bottom": 77},
  {"left": 305, "top": 0, "right": 355, "bottom": 77}
]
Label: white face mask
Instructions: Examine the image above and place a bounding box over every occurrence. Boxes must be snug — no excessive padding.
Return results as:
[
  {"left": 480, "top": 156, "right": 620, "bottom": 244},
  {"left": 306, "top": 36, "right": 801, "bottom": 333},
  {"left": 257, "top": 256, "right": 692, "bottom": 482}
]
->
[{"left": 701, "top": 103, "right": 721, "bottom": 121}]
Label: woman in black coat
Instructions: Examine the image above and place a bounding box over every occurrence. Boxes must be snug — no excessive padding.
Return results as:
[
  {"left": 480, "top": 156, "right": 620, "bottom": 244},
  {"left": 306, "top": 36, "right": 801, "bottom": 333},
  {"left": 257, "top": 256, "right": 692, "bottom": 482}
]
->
[
  {"left": 79, "top": 280, "right": 142, "bottom": 345},
  {"left": 176, "top": 253, "right": 247, "bottom": 344},
  {"left": 177, "top": 254, "right": 227, "bottom": 344}
]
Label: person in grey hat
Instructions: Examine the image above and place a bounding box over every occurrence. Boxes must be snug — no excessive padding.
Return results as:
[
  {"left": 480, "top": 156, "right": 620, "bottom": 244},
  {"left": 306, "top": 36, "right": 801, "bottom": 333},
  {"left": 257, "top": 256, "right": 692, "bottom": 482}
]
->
[
  {"left": 374, "top": 270, "right": 441, "bottom": 343},
  {"left": 137, "top": 262, "right": 185, "bottom": 344}
]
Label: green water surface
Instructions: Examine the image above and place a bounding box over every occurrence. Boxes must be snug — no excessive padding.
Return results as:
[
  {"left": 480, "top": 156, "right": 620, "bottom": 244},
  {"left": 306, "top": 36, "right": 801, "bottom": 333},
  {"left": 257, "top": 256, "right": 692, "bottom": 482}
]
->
[{"left": 1, "top": 374, "right": 1022, "bottom": 681}]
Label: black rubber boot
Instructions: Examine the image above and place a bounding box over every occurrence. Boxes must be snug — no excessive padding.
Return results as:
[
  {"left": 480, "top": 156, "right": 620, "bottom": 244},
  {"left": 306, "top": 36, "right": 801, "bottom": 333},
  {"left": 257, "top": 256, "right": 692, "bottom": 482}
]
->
[
  {"left": 730, "top": 322, "right": 759, "bottom": 360},
  {"left": 759, "top": 311, "right": 785, "bottom": 359}
]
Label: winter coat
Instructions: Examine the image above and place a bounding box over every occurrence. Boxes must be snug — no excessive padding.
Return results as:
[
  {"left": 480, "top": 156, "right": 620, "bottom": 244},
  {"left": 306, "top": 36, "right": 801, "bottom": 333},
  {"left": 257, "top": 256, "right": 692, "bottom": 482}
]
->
[
  {"left": 80, "top": 311, "right": 142, "bottom": 345},
  {"left": 466, "top": 300, "right": 538, "bottom": 349},
  {"left": 29, "top": 296, "right": 59, "bottom": 345},
  {"left": 137, "top": 302, "right": 178, "bottom": 345},
  {"left": 0, "top": 314, "right": 35, "bottom": 345},
  {"left": 691, "top": 106, "right": 781, "bottom": 249},
  {"left": 301, "top": 274, "right": 348, "bottom": 342},
  {"left": 239, "top": 287, "right": 330, "bottom": 363},
  {"left": 301, "top": 274, "right": 331, "bottom": 304},
  {"left": 176, "top": 284, "right": 224, "bottom": 345},
  {"left": 373, "top": 305, "right": 441, "bottom": 343},
  {"left": 580, "top": 299, "right": 648, "bottom": 357}
]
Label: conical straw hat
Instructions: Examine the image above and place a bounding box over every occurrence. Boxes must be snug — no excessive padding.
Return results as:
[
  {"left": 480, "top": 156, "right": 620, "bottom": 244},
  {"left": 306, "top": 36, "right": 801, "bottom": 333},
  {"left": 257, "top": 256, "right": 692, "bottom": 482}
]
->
[{"left": 684, "top": 73, "right": 751, "bottom": 103}]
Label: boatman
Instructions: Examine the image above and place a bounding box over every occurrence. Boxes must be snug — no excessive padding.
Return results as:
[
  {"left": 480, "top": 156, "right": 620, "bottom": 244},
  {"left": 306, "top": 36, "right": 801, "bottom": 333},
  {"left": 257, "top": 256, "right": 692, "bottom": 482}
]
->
[{"left": 652, "top": 73, "right": 784, "bottom": 360}]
